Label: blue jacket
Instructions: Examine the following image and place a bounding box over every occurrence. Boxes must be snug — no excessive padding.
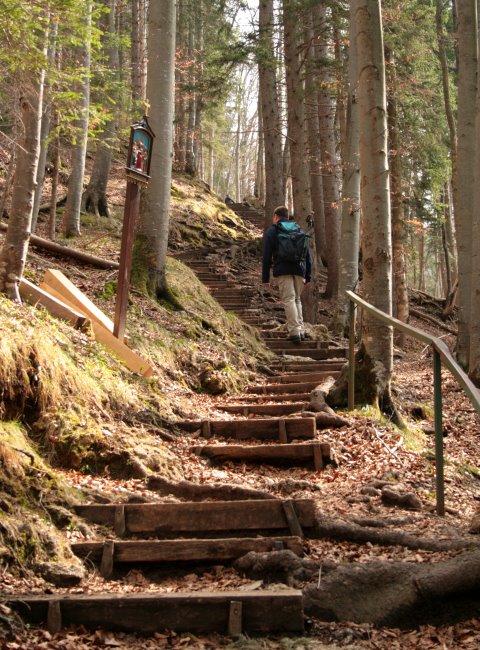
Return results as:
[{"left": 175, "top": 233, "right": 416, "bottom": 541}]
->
[{"left": 262, "top": 219, "right": 312, "bottom": 283}]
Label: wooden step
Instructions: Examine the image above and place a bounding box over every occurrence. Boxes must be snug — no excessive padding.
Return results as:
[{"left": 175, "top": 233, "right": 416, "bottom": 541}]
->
[
  {"left": 274, "top": 371, "right": 339, "bottom": 383},
  {"left": 194, "top": 441, "right": 331, "bottom": 470},
  {"left": 273, "top": 348, "right": 347, "bottom": 360},
  {"left": 264, "top": 339, "right": 330, "bottom": 350},
  {"left": 176, "top": 417, "right": 316, "bottom": 440},
  {"left": 216, "top": 402, "right": 306, "bottom": 416},
  {"left": 270, "top": 361, "right": 345, "bottom": 373},
  {"left": 73, "top": 499, "right": 316, "bottom": 535},
  {"left": 233, "top": 392, "right": 311, "bottom": 403},
  {"left": 8, "top": 590, "right": 304, "bottom": 634},
  {"left": 72, "top": 535, "right": 303, "bottom": 565},
  {"left": 246, "top": 381, "right": 321, "bottom": 394}
]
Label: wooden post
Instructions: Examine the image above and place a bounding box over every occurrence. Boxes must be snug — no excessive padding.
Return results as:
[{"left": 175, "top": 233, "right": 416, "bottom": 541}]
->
[
  {"left": 47, "top": 600, "right": 62, "bottom": 634},
  {"left": 228, "top": 600, "right": 243, "bottom": 636},
  {"left": 114, "top": 181, "right": 139, "bottom": 340},
  {"left": 100, "top": 540, "right": 115, "bottom": 578}
]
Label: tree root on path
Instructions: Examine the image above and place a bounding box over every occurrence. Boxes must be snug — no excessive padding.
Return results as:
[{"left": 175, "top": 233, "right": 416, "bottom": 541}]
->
[
  {"left": 303, "top": 549, "right": 480, "bottom": 628},
  {"left": 146, "top": 475, "right": 276, "bottom": 501}
]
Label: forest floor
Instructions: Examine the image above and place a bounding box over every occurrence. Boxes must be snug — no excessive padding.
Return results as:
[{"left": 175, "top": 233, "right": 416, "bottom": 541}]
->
[{"left": 1, "top": 168, "right": 480, "bottom": 649}]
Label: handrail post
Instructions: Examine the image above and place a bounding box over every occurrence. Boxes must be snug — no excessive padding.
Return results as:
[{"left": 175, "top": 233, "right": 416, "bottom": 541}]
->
[
  {"left": 348, "top": 299, "right": 356, "bottom": 411},
  {"left": 433, "top": 348, "right": 445, "bottom": 516}
]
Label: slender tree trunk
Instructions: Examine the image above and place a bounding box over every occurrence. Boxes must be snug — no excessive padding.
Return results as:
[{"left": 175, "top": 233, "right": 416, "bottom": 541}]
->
[
  {"left": 185, "top": 0, "right": 196, "bottom": 175},
  {"left": 83, "top": 0, "right": 119, "bottom": 218},
  {"left": 175, "top": 0, "right": 187, "bottom": 170},
  {"left": 131, "top": 0, "right": 142, "bottom": 102},
  {"left": 132, "top": 0, "right": 176, "bottom": 300},
  {"left": 455, "top": 0, "right": 477, "bottom": 367},
  {"left": 332, "top": 0, "right": 361, "bottom": 335},
  {"left": 31, "top": 21, "right": 58, "bottom": 233},
  {"left": 444, "top": 181, "right": 458, "bottom": 284},
  {"left": 255, "top": 95, "right": 265, "bottom": 201},
  {"left": 418, "top": 230, "right": 425, "bottom": 291},
  {"left": 258, "top": 0, "right": 284, "bottom": 228},
  {"left": 63, "top": 1, "right": 92, "bottom": 237},
  {"left": 0, "top": 73, "right": 45, "bottom": 299},
  {"left": 282, "top": 0, "right": 312, "bottom": 227},
  {"left": 313, "top": 3, "right": 340, "bottom": 299},
  {"left": 386, "top": 48, "right": 409, "bottom": 345}
]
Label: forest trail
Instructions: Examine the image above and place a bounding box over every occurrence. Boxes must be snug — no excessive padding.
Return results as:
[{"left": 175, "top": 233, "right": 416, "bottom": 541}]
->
[
  {"left": 7, "top": 204, "right": 350, "bottom": 637},
  {"left": 5, "top": 204, "right": 480, "bottom": 648}
]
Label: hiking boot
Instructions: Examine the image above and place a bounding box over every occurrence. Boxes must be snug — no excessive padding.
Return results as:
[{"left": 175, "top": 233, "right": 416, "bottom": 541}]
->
[{"left": 289, "top": 334, "right": 302, "bottom": 343}]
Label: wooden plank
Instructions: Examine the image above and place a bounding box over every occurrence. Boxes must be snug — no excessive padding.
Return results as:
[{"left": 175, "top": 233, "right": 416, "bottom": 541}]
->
[
  {"left": 100, "top": 540, "right": 114, "bottom": 578},
  {"left": 313, "top": 442, "right": 324, "bottom": 471},
  {"left": 43, "top": 269, "right": 115, "bottom": 333},
  {"left": 231, "top": 392, "right": 311, "bottom": 403},
  {"left": 275, "top": 371, "right": 340, "bottom": 384},
  {"left": 194, "top": 442, "right": 329, "bottom": 468},
  {"left": 282, "top": 500, "right": 304, "bottom": 538},
  {"left": 176, "top": 417, "right": 315, "bottom": 439},
  {"left": 217, "top": 403, "right": 305, "bottom": 416},
  {"left": 73, "top": 499, "right": 316, "bottom": 534},
  {"left": 39, "top": 283, "right": 154, "bottom": 377},
  {"left": 8, "top": 590, "right": 304, "bottom": 634},
  {"left": 71, "top": 536, "right": 304, "bottom": 563},
  {"left": 19, "top": 278, "right": 89, "bottom": 328},
  {"left": 228, "top": 601, "right": 243, "bottom": 636},
  {"left": 47, "top": 601, "right": 62, "bottom": 634},
  {"left": 247, "top": 381, "right": 322, "bottom": 394}
]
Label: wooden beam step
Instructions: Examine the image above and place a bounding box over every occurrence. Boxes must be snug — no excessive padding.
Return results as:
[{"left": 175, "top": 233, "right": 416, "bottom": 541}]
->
[
  {"left": 73, "top": 499, "right": 316, "bottom": 535},
  {"left": 233, "top": 392, "right": 311, "bottom": 403},
  {"left": 194, "top": 442, "right": 331, "bottom": 470},
  {"left": 247, "top": 381, "right": 322, "bottom": 394},
  {"left": 270, "top": 361, "right": 344, "bottom": 373},
  {"left": 265, "top": 339, "right": 330, "bottom": 350},
  {"left": 273, "top": 348, "right": 347, "bottom": 360},
  {"left": 176, "top": 417, "right": 315, "bottom": 439},
  {"left": 71, "top": 536, "right": 303, "bottom": 564},
  {"left": 217, "top": 402, "right": 305, "bottom": 416},
  {"left": 8, "top": 590, "right": 304, "bottom": 634},
  {"left": 274, "top": 371, "right": 339, "bottom": 384}
]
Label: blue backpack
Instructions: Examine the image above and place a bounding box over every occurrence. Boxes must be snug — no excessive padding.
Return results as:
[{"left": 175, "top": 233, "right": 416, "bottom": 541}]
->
[{"left": 275, "top": 221, "right": 310, "bottom": 263}]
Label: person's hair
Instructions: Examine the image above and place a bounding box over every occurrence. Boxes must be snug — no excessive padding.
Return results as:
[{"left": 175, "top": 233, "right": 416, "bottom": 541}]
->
[{"left": 274, "top": 205, "right": 289, "bottom": 220}]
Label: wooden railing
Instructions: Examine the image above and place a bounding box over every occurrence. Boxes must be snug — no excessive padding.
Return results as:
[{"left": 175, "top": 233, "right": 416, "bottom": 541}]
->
[{"left": 346, "top": 290, "right": 480, "bottom": 516}]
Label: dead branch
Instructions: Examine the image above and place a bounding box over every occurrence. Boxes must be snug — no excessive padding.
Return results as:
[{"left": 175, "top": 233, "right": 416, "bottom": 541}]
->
[{"left": 146, "top": 475, "right": 276, "bottom": 501}]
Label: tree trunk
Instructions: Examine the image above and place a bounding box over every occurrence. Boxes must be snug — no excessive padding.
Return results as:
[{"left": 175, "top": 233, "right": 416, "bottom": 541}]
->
[
  {"left": 330, "top": 0, "right": 394, "bottom": 418},
  {"left": 132, "top": 0, "right": 176, "bottom": 300},
  {"left": 63, "top": 1, "right": 92, "bottom": 238},
  {"left": 185, "top": 0, "right": 196, "bottom": 176},
  {"left": 332, "top": 0, "right": 361, "bottom": 335},
  {"left": 31, "top": 22, "right": 58, "bottom": 233},
  {"left": 0, "top": 73, "right": 45, "bottom": 300},
  {"left": 282, "top": 0, "right": 312, "bottom": 227},
  {"left": 174, "top": 0, "right": 187, "bottom": 170},
  {"left": 386, "top": 48, "right": 409, "bottom": 346},
  {"left": 312, "top": 3, "right": 340, "bottom": 299},
  {"left": 82, "top": 0, "right": 119, "bottom": 219},
  {"left": 454, "top": 0, "right": 477, "bottom": 367},
  {"left": 258, "top": 0, "right": 284, "bottom": 228}
]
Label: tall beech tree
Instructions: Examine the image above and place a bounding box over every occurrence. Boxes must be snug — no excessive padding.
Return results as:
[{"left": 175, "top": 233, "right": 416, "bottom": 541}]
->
[
  {"left": 132, "top": 0, "right": 176, "bottom": 300},
  {"left": 329, "top": 0, "right": 396, "bottom": 419}
]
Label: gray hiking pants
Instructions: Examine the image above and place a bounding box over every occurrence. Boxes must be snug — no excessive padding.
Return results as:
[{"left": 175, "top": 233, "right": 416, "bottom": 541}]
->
[{"left": 276, "top": 274, "right": 305, "bottom": 337}]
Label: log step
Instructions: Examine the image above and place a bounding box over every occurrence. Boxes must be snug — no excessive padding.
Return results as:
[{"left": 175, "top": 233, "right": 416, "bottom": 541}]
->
[
  {"left": 194, "top": 442, "right": 331, "bottom": 470},
  {"left": 264, "top": 339, "right": 330, "bottom": 350},
  {"left": 176, "top": 417, "right": 316, "bottom": 440},
  {"left": 71, "top": 536, "right": 303, "bottom": 564},
  {"left": 8, "top": 590, "right": 304, "bottom": 634},
  {"left": 270, "top": 361, "right": 345, "bottom": 373},
  {"left": 217, "top": 402, "right": 306, "bottom": 416},
  {"left": 232, "top": 392, "right": 311, "bottom": 403},
  {"left": 246, "top": 381, "right": 322, "bottom": 394},
  {"left": 274, "top": 371, "right": 339, "bottom": 383},
  {"left": 73, "top": 499, "right": 316, "bottom": 535},
  {"left": 273, "top": 348, "right": 347, "bottom": 360}
]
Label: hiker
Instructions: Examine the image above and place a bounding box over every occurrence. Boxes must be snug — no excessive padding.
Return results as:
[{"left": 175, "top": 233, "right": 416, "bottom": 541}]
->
[
  {"left": 262, "top": 205, "right": 311, "bottom": 343},
  {"left": 224, "top": 194, "right": 234, "bottom": 205}
]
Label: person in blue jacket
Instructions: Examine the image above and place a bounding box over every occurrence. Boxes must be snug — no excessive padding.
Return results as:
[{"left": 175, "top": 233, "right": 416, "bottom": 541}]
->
[{"left": 262, "top": 205, "right": 311, "bottom": 343}]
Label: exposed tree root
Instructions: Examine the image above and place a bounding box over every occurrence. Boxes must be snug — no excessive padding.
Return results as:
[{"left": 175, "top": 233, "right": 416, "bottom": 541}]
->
[{"left": 146, "top": 475, "right": 276, "bottom": 501}]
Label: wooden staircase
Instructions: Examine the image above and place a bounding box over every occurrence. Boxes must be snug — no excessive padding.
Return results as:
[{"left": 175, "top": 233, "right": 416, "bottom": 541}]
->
[{"left": 8, "top": 202, "right": 348, "bottom": 638}]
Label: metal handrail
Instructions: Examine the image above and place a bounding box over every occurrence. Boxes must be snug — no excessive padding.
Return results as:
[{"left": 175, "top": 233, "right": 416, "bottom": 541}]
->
[{"left": 347, "top": 290, "right": 480, "bottom": 516}]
